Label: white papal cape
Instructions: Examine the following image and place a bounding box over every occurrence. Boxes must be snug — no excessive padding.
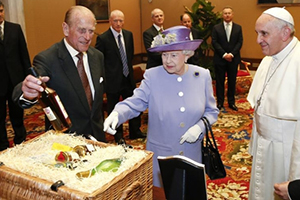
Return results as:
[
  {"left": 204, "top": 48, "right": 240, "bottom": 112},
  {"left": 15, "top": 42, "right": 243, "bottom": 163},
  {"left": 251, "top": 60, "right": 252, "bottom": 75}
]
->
[{"left": 247, "top": 37, "right": 300, "bottom": 200}]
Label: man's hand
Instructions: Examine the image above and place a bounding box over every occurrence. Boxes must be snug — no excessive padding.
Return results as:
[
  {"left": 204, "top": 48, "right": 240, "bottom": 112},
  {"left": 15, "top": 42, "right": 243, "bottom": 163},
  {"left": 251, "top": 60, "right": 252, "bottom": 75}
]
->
[
  {"left": 223, "top": 53, "right": 233, "bottom": 62},
  {"left": 22, "top": 75, "right": 50, "bottom": 100},
  {"left": 274, "top": 181, "right": 290, "bottom": 200}
]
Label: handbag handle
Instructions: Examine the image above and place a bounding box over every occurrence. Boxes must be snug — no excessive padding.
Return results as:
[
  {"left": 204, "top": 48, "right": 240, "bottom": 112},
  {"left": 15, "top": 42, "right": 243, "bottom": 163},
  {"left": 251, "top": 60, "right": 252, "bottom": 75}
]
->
[{"left": 201, "top": 117, "right": 218, "bottom": 150}]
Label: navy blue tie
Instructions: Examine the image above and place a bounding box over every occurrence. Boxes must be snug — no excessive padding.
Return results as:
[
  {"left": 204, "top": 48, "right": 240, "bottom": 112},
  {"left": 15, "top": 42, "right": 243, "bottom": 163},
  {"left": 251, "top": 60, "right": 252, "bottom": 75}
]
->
[{"left": 118, "top": 34, "right": 129, "bottom": 77}]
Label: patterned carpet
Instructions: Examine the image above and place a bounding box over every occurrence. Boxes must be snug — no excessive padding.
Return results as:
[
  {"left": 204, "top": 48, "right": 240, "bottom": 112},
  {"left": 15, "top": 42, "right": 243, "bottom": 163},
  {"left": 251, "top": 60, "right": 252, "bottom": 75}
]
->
[{"left": 6, "top": 78, "right": 253, "bottom": 200}]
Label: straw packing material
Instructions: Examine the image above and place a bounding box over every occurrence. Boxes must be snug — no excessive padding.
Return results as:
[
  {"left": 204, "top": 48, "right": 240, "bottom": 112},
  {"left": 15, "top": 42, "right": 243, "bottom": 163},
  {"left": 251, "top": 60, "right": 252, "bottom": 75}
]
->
[{"left": 0, "top": 131, "right": 148, "bottom": 194}]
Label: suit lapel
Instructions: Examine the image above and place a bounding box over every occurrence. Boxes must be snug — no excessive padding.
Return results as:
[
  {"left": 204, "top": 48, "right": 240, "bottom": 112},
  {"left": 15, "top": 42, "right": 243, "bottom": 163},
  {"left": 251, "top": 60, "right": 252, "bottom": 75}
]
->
[
  {"left": 2, "top": 21, "right": 11, "bottom": 45},
  {"left": 231, "top": 23, "right": 236, "bottom": 37},
  {"left": 191, "top": 28, "right": 195, "bottom": 38},
  {"left": 57, "top": 40, "right": 91, "bottom": 113},
  {"left": 108, "top": 29, "right": 122, "bottom": 60},
  {"left": 151, "top": 25, "right": 159, "bottom": 35},
  {"left": 229, "top": 23, "right": 238, "bottom": 44},
  {"left": 87, "top": 48, "right": 101, "bottom": 113},
  {"left": 122, "top": 30, "right": 131, "bottom": 62}
]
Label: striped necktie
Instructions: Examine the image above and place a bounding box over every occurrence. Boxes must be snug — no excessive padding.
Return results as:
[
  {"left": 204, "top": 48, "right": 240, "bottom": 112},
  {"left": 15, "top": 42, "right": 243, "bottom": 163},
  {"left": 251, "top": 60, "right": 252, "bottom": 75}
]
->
[
  {"left": 117, "top": 34, "right": 129, "bottom": 77},
  {"left": 76, "top": 53, "right": 93, "bottom": 110}
]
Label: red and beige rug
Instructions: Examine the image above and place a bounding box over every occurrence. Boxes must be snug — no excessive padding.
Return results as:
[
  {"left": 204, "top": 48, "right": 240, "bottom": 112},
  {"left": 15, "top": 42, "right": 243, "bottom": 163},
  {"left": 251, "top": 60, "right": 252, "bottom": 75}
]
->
[{"left": 6, "top": 92, "right": 253, "bottom": 200}]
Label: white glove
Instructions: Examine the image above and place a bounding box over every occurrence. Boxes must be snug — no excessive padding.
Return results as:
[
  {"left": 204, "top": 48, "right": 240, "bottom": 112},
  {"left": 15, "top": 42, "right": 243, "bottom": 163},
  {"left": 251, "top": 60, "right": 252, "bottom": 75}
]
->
[
  {"left": 103, "top": 111, "right": 118, "bottom": 135},
  {"left": 180, "top": 124, "right": 202, "bottom": 144}
]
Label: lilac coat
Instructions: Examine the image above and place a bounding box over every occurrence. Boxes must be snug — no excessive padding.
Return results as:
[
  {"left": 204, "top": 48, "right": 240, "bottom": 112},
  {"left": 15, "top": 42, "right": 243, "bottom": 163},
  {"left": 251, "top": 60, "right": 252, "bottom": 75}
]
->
[{"left": 114, "top": 65, "right": 219, "bottom": 187}]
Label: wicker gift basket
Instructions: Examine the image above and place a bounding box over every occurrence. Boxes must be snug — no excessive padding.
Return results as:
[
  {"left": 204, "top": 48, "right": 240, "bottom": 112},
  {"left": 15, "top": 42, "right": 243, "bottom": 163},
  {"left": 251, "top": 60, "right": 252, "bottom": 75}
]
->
[{"left": 0, "top": 131, "right": 153, "bottom": 200}]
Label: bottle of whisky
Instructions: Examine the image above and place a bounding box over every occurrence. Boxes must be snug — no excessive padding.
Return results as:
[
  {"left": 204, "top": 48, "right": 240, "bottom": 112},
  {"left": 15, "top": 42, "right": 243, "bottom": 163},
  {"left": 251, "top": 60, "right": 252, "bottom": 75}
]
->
[{"left": 30, "top": 67, "right": 72, "bottom": 132}]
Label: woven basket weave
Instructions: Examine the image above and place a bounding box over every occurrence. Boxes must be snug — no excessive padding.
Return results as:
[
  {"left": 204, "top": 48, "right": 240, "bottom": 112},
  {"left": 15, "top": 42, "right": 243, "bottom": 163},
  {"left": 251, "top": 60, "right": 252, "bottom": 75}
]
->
[{"left": 0, "top": 133, "right": 153, "bottom": 200}]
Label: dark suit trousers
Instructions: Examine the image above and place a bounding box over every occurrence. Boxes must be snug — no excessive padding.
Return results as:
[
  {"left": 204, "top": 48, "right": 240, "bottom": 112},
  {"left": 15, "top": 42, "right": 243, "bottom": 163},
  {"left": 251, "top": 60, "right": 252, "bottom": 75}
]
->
[
  {"left": 0, "top": 84, "right": 26, "bottom": 151},
  {"left": 214, "top": 61, "right": 238, "bottom": 105},
  {"left": 106, "top": 76, "right": 141, "bottom": 142},
  {"left": 288, "top": 179, "right": 300, "bottom": 199}
]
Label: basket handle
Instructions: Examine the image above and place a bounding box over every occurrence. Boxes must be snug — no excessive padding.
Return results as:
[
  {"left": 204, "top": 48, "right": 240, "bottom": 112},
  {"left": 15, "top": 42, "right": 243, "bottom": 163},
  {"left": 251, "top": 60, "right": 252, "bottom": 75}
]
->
[{"left": 119, "top": 181, "right": 142, "bottom": 200}]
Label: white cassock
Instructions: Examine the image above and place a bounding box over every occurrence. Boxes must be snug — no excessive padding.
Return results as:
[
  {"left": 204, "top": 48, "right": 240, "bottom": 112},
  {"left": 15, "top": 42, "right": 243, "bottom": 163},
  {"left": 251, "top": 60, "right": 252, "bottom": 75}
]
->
[{"left": 247, "top": 37, "right": 300, "bottom": 200}]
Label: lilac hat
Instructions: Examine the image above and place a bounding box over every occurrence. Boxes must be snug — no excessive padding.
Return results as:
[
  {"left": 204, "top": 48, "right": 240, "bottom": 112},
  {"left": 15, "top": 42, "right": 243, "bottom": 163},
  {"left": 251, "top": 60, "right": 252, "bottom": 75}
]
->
[{"left": 148, "top": 26, "right": 203, "bottom": 52}]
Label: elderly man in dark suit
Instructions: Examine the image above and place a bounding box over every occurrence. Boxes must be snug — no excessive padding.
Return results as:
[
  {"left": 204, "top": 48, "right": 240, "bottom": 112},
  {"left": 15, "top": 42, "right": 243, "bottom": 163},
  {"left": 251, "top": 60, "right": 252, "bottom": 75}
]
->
[
  {"left": 0, "top": 1, "right": 31, "bottom": 151},
  {"left": 13, "top": 6, "right": 106, "bottom": 142},
  {"left": 180, "top": 13, "right": 202, "bottom": 65},
  {"left": 212, "top": 6, "right": 243, "bottom": 111},
  {"left": 143, "top": 8, "right": 164, "bottom": 69},
  {"left": 95, "top": 10, "right": 144, "bottom": 143}
]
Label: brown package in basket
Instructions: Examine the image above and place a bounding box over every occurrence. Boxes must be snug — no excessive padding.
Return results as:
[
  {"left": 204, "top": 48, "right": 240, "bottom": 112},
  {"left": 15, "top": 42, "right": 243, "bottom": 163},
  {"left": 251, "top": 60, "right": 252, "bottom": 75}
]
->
[{"left": 0, "top": 131, "right": 153, "bottom": 200}]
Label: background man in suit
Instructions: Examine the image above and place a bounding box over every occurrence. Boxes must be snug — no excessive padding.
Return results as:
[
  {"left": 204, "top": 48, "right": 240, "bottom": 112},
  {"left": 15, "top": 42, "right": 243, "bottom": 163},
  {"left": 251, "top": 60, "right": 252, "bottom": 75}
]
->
[
  {"left": 95, "top": 10, "right": 144, "bottom": 143},
  {"left": 180, "top": 13, "right": 202, "bottom": 65},
  {"left": 12, "top": 5, "right": 106, "bottom": 142},
  {"left": 212, "top": 6, "right": 243, "bottom": 111},
  {"left": 143, "top": 8, "right": 164, "bottom": 69},
  {"left": 0, "top": 1, "right": 31, "bottom": 151}
]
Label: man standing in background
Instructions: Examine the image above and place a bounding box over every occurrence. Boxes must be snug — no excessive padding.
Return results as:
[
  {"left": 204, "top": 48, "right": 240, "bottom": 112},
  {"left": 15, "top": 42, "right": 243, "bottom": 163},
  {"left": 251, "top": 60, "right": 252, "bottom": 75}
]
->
[
  {"left": 212, "top": 6, "right": 243, "bottom": 111},
  {"left": 0, "top": 1, "right": 31, "bottom": 151},
  {"left": 143, "top": 8, "right": 164, "bottom": 69},
  {"left": 180, "top": 13, "right": 202, "bottom": 65},
  {"left": 95, "top": 10, "right": 144, "bottom": 143}
]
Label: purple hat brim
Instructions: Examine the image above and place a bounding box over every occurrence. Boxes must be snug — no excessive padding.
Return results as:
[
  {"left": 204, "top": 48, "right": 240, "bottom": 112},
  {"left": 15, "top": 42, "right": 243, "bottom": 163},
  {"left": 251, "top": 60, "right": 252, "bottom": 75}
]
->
[{"left": 148, "top": 39, "right": 203, "bottom": 52}]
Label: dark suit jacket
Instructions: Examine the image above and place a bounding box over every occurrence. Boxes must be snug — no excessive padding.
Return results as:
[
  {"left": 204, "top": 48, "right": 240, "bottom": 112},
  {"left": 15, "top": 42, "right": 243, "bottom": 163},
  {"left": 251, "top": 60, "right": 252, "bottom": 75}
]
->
[
  {"left": 95, "top": 28, "right": 135, "bottom": 93},
  {"left": 289, "top": 179, "right": 300, "bottom": 200},
  {"left": 187, "top": 27, "right": 202, "bottom": 65},
  {"left": 191, "top": 27, "right": 201, "bottom": 39},
  {"left": 13, "top": 40, "right": 106, "bottom": 142},
  {"left": 0, "top": 21, "right": 31, "bottom": 96},
  {"left": 212, "top": 22, "right": 243, "bottom": 67},
  {"left": 143, "top": 25, "right": 162, "bottom": 69}
]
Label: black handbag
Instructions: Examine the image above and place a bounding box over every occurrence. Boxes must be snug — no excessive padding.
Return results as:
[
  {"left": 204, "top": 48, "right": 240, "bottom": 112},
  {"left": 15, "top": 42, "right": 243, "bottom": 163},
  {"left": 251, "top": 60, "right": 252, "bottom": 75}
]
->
[{"left": 201, "top": 117, "right": 226, "bottom": 180}]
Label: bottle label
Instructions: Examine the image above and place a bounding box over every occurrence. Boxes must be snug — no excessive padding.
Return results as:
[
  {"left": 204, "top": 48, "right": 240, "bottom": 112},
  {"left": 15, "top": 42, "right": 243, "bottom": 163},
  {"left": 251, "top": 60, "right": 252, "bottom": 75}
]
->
[
  {"left": 55, "top": 95, "right": 69, "bottom": 119},
  {"left": 86, "top": 144, "right": 96, "bottom": 152},
  {"left": 43, "top": 107, "right": 57, "bottom": 121}
]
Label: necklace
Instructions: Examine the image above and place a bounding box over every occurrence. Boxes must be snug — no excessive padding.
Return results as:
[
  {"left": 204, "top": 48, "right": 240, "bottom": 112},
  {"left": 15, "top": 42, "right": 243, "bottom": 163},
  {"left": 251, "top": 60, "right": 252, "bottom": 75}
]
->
[{"left": 256, "top": 42, "right": 297, "bottom": 110}]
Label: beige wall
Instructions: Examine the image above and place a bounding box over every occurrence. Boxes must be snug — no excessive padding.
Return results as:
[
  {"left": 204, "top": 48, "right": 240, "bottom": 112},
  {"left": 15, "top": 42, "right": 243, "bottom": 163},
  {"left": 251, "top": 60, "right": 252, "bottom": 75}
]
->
[
  {"left": 141, "top": 0, "right": 300, "bottom": 60},
  {"left": 24, "top": 0, "right": 300, "bottom": 62},
  {"left": 23, "top": 0, "right": 142, "bottom": 61}
]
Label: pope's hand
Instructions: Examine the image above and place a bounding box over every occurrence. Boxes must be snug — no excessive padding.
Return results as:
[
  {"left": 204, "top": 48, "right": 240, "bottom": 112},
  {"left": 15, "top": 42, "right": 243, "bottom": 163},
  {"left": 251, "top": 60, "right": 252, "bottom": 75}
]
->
[
  {"left": 103, "top": 111, "right": 118, "bottom": 135},
  {"left": 180, "top": 124, "right": 202, "bottom": 144}
]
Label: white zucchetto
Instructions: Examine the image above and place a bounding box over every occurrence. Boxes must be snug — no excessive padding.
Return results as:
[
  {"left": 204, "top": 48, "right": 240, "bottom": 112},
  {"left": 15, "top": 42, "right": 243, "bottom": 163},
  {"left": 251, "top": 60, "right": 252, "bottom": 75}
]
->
[{"left": 263, "top": 7, "right": 294, "bottom": 26}]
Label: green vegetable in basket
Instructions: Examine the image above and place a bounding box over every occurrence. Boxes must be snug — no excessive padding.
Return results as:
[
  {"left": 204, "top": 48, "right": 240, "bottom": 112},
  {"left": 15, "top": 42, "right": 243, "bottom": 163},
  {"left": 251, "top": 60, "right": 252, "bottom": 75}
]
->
[{"left": 76, "top": 158, "right": 122, "bottom": 179}]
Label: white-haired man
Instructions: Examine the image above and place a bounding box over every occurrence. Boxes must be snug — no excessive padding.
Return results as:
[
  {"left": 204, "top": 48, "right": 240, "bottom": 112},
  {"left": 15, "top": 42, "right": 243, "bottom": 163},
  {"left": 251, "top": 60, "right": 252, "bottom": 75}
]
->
[
  {"left": 143, "top": 8, "right": 164, "bottom": 69},
  {"left": 95, "top": 10, "right": 144, "bottom": 143},
  {"left": 247, "top": 7, "right": 300, "bottom": 200}
]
